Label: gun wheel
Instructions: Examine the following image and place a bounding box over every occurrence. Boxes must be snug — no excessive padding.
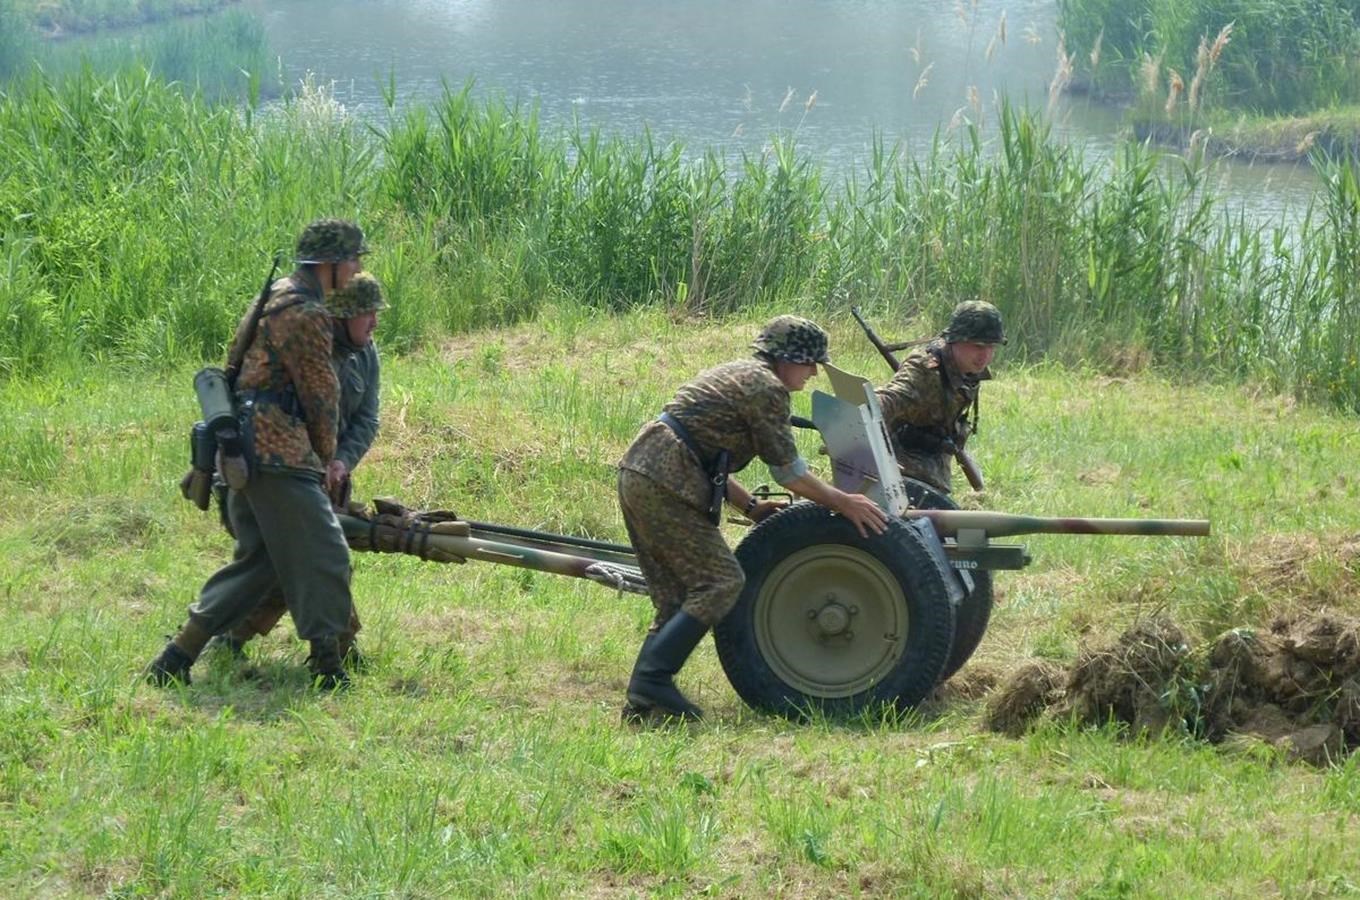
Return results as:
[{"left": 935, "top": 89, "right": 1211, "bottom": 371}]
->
[
  {"left": 715, "top": 503, "right": 956, "bottom": 718},
  {"left": 904, "top": 478, "right": 995, "bottom": 681}
]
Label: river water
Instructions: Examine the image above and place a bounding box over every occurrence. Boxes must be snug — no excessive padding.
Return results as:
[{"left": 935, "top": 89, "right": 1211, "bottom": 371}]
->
[{"left": 251, "top": 0, "right": 1318, "bottom": 227}]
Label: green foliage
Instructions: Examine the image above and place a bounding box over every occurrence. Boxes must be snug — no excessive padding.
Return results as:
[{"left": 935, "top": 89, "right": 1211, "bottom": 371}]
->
[
  {"left": 4, "top": 68, "right": 1360, "bottom": 411},
  {"left": 1061, "top": 0, "right": 1360, "bottom": 114},
  {"left": 8, "top": 7, "right": 276, "bottom": 101}
]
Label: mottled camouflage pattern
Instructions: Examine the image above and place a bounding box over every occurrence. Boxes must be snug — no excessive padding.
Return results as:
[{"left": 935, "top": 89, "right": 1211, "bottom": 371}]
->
[
  {"left": 225, "top": 334, "right": 380, "bottom": 645},
  {"left": 875, "top": 339, "right": 987, "bottom": 493},
  {"left": 942, "top": 300, "right": 1006, "bottom": 345},
  {"left": 295, "top": 218, "right": 368, "bottom": 264},
  {"left": 751, "top": 315, "right": 831, "bottom": 364},
  {"left": 326, "top": 271, "right": 388, "bottom": 318},
  {"left": 618, "top": 469, "right": 745, "bottom": 628},
  {"left": 620, "top": 358, "right": 802, "bottom": 510},
  {"left": 233, "top": 274, "right": 340, "bottom": 473}
]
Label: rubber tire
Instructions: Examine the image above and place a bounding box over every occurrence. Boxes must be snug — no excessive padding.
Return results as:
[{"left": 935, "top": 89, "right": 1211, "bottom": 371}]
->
[
  {"left": 903, "top": 478, "right": 994, "bottom": 681},
  {"left": 714, "top": 502, "right": 957, "bottom": 719}
]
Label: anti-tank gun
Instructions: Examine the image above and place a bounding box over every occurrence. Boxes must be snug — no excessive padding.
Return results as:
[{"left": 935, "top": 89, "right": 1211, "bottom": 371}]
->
[
  {"left": 339, "top": 364, "right": 1208, "bottom": 719},
  {"left": 706, "top": 363, "right": 1208, "bottom": 718}
]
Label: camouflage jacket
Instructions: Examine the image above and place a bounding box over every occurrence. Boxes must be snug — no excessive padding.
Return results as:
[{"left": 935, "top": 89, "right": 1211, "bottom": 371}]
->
[
  {"left": 333, "top": 329, "right": 380, "bottom": 472},
  {"left": 232, "top": 271, "right": 339, "bottom": 474},
  {"left": 874, "top": 339, "right": 989, "bottom": 492},
  {"left": 620, "top": 357, "right": 807, "bottom": 511}
]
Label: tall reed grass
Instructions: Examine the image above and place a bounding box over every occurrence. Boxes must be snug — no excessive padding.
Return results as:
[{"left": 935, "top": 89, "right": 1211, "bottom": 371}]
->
[
  {"left": 1061, "top": 0, "right": 1360, "bottom": 115},
  {"left": 1, "top": 7, "right": 274, "bottom": 101},
  {"left": 3, "top": 69, "right": 1360, "bottom": 411}
]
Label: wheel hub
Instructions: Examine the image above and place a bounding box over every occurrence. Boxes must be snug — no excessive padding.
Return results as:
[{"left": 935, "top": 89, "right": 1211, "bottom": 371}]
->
[
  {"left": 813, "top": 600, "right": 852, "bottom": 637},
  {"left": 753, "top": 544, "right": 909, "bottom": 698}
]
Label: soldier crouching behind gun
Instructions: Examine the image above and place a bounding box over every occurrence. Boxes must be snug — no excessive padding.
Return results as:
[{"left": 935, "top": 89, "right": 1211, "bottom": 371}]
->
[
  {"left": 145, "top": 219, "right": 368, "bottom": 690},
  {"left": 617, "top": 315, "right": 889, "bottom": 724},
  {"left": 207, "top": 271, "right": 387, "bottom": 667},
  {"left": 874, "top": 300, "right": 1006, "bottom": 495}
]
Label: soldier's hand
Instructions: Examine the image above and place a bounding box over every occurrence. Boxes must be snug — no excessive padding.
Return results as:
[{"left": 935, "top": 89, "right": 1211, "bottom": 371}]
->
[
  {"left": 837, "top": 491, "right": 889, "bottom": 537},
  {"left": 325, "top": 459, "right": 350, "bottom": 494}
]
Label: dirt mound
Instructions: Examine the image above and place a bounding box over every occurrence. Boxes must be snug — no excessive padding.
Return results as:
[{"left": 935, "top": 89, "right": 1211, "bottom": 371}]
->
[
  {"left": 1057, "top": 617, "right": 1191, "bottom": 737},
  {"left": 983, "top": 660, "right": 1064, "bottom": 737},
  {"left": 984, "top": 611, "right": 1360, "bottom": 765}
]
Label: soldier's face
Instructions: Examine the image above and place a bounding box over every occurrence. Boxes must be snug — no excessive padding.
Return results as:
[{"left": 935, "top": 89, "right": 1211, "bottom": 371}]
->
[
  {"left": 345, "top": 311, "right": 378, "bottom": 347},
  {"left": 950, "top": 341, "right": 997, "bottom": 374},
  {"left": 334, "top": 257, "right": 364, "bottom": 290},
  {"left": 775, "top": 360, "right": 818, "bottom": 392}
]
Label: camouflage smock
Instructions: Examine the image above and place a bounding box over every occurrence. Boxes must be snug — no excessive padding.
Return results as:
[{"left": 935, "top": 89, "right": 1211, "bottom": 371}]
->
[
  {"left": 874, "top": 339, "right": 989, "bottom": 492},
  {"left": 332, "top": 330, "right": 380, "bottom": 472},
  {"left": 232, "top": 272, "right": 339, "bottom": 473},
  {"left": 619, "top": 357, "right": 808, "bottom": 509}
]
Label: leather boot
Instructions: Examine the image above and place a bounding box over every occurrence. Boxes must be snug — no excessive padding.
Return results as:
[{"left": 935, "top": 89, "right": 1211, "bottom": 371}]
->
[
  {"left": 307, "top": 637, "right": 351, "bottom": 691},
  {"left": 625, "top": 611, "right": 709, "bottom": 720},
  {"left": 146, "top": 620, "right": 211, "bottom": 686}
]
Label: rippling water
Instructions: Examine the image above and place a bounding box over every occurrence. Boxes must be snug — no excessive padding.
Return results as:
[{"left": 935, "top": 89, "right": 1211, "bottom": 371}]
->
[{"left": 254, "top": 0, "right": 1320, "bottom": 228}]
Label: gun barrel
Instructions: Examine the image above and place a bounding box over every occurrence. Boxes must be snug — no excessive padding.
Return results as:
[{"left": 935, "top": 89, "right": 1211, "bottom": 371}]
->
[{"left": 903, "top": 509, "right": 1210, "bottom": 538}]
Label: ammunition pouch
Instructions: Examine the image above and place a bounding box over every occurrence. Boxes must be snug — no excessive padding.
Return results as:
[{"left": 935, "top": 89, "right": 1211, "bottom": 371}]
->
[
  {"left": 191, "top": 366, "right": 251, "bottom": 493},
  {"left": 892, "top": 423, "right": 956, "bottom": 456},
  {"left": 178, "top": 420, "right": 217, "bottom": 511},
  {"left": 659, "top": 411, "right": 730, "bottom": 526}
]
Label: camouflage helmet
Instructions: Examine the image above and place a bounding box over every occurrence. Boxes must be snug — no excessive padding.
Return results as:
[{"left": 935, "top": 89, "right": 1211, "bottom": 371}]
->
[
  {"left": 751, "top": 315, "right": 831, "bottom": 365},
  {"left": 942, "top": 300, "right": 1007, "bottom": 345},
  {"left": 326, "top": 272, "right": 388, "bottom": 318},
  {"left": 295, "top": 218, "right": 369, "bottom": 264}
]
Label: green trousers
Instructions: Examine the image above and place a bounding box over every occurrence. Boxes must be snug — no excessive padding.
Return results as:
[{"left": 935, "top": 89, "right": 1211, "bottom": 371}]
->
[
  {"left": 188, "top": 469, "right": 353, "bottom": 641},
  {"left": 618, "top": 469, "right": 746, "bottom": 630}
]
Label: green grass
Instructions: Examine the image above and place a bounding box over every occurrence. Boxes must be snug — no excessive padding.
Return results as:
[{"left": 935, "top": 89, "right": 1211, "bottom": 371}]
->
[{"left": 3, "top": 311, "right": 1360, "bottom": 895}]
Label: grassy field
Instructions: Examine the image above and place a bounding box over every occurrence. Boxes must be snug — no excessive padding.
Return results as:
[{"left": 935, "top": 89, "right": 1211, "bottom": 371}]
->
[{"left": 3, "top": 309, "right": 1360, "bottom": 896}]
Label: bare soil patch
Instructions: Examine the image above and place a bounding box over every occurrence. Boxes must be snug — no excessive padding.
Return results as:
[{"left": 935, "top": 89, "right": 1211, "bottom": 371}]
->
[{"left": 985, "top": 610, "right": 1360, "bottom": 765}]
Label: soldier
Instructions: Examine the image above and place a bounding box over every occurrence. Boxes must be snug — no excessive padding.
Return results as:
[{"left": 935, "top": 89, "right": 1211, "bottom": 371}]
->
[
  {"left": 145, "top": 218, "right": 367, "bottom": 690},
  {"left": 618, "top": 315, "right": 888, "bottom": 722},
  {"left": 210, "top": 272, "right": 387, "bottom": 665},
  {"left": 875, "top": 300, "right": 1006, "bottom": 494}
]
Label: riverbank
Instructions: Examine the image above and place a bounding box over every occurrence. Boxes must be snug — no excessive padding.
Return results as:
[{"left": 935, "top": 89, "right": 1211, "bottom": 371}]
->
[
  {"left": 1059, "top": 0, "right": 1360, "bottom": 162},
  {"left": 1133, "top": 106, "right": 1360, "bottom": 163},
  {"left": 12, "top": 0, "right": 239, "bottom": 37}
]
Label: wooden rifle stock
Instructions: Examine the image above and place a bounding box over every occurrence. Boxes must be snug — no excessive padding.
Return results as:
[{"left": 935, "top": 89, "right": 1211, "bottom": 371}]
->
[{"left": 851, "top": 306, "right": 985, "bottom": 491}]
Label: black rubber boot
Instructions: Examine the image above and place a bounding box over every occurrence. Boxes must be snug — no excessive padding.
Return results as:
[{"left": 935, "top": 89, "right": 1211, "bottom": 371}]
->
[
  {"left": 145, "top": 620, "right": 211, "bottom": 686},
  {"left": 307, "top": 637, "right": 351, "bottom": 691},
  {"left": 146, "top": 643, "right": 195, "bottom": 686},
  {"left": 625, "top": 611, "right": 709, "bottom": 721}
]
